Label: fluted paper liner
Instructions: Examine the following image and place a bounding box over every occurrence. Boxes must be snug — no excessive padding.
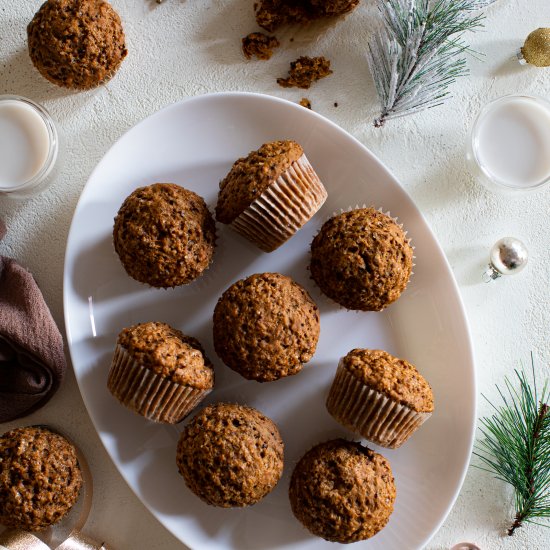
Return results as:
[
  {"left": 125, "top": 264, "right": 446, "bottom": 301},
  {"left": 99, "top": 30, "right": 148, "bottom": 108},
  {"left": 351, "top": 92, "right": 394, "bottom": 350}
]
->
[
  {"left": 107, "top": 345, "right": 210, "bottom": 424},
  {"left": 231, "top": 153, "right": 327, "bottom": 252},
  {"left": 326, "top": 361, "right": 432, "bottom": 448}
]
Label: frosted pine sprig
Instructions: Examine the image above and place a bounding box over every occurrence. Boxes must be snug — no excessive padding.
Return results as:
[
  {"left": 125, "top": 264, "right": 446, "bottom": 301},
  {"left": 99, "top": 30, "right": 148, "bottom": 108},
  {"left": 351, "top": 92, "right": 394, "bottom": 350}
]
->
[{"left": 367, "top": 0, "right": 497, "bottom": 127}]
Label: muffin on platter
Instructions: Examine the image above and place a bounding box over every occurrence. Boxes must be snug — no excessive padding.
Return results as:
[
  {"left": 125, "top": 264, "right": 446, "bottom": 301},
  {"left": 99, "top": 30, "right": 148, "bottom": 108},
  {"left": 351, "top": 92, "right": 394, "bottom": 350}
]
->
[
  {"left": 107, "top": 322, "right": 214, "bottom": 424},
  {"left": 310, "top": 207, "right": 413, "bottom": 311},
  {"left": 326, "top": 349, "right": 434, "bottom": 448},
  {"left": 289, "top": 439, "right": 396, "bottom": 543},
  {"left": 113, "top": 183, "right": 216, "bottom": 288},
  {"left": 213, "top": 272, "right": 320, "bottom": 382},
  {"left": 0, "top": 426, "right": 83, "bottom": 531},
  {"left": 27, "top": 0, "right": 127, "bottom": 90},
  {"left": 216, "top": 140, "right": 327, "bottom": 252},
  {"left": 176, "top": 403, "right": 284, "bottom": 507}
]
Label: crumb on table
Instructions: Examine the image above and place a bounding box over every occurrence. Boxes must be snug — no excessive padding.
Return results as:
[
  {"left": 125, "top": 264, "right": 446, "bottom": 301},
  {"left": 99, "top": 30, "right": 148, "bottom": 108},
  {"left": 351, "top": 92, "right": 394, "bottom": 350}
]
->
[
  {"left": 242, "top": 32, "right": 280, "bottom": 60},
  {"left": 277, "top": 56, "right": 332, "bottom": 89},
  {"left": 299, "top": 98, "right": 312, "bottom": 109}
]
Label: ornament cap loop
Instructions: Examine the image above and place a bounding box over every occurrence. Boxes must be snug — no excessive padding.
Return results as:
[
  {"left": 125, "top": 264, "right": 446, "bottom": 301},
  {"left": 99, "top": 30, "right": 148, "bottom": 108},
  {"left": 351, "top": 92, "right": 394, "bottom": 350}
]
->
[
  {"left": 482, "top": 264, "right": 501, "bottom": 283},
  {"left": 516, "top": 50, "right": 528, "bottom": 65}
]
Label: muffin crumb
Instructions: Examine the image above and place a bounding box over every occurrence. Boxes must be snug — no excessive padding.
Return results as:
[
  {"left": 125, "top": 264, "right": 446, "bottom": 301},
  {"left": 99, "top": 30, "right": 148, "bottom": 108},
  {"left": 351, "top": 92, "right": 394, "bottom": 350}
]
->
[
  {"left": 277, "top": 56, "right": 332, "bottom": 89},
  {"left": 242, "top": 32, "right": 280, "bottom": 60},
  {"left": 299, "top": 97, "right": 312, "bottom": 109}
]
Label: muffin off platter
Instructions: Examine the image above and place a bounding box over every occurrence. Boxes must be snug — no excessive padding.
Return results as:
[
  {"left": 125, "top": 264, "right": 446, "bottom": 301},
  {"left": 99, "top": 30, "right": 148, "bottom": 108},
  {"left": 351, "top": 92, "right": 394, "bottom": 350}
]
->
[{"left": 63, "top": 93, "right": 475, "bottom": 549}]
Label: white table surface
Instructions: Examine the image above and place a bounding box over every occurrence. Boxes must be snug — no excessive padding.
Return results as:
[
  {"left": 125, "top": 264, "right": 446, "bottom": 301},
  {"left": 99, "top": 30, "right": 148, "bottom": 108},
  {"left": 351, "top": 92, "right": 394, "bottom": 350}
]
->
[{"left": 1, "top": 1, "right": 549, "bottom": 549}]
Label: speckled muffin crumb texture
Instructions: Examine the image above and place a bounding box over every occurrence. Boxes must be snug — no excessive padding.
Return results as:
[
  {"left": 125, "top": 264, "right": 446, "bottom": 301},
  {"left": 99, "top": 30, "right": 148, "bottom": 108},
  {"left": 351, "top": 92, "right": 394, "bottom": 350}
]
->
[
  {"left": 117, "top": 322, "right": 214, "bottom": 389},
  {"left": 289, "top": 439, "right": 396, "bottom": 543},
  {"left": 0, "top": 427, "right": 83, "bottom": 531},
  {"left": 113, "top": 183, "right": 216, "bottom": 288},
  {"left": 176, "top": 403, "right": 284, "bottom": 507},
  {"left": 213, "top": 272, "right": 320, "bottom": 382},
  {"left": 27, "top": 0, "right": 127, "bottom": 90},
  {"left": 255, "top": 0, "right": 360, "bottom": 32},
  {"left": 216, "top": 140, "right": 304, "bottom": 223},
  {"left": 342, "top": 349, "right": 434, "bottom": 412},
  {"left": 310, "top": 207, "right": 414, "bottom": 311}
]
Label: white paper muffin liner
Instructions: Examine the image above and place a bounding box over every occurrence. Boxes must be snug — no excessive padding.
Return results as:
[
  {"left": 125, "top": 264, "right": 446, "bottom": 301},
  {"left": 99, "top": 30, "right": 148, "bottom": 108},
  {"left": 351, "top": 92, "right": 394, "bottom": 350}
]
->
[
  {"left": 107, "top": 345, "right": 211, "bottom": 424},
  {"left": 230, "top": 153, "right": 327, "bottom": 252},
  {"left": 326, "top": 360, "right": 432, "bottom": 448}
]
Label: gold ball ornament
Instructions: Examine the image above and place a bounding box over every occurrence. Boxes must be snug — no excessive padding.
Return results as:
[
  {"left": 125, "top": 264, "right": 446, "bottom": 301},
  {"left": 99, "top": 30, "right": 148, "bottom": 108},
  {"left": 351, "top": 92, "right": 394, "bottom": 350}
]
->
[{"left": 519, "top": 28, "right": 550, "bottom": 67}]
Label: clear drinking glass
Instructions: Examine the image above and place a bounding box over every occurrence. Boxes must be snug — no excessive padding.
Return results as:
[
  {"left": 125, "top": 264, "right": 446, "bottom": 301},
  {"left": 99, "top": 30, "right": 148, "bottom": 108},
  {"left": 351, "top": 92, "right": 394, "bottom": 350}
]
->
[
  {"left": 467, "top": 94, "right": 550, "bottom": 194},
  {"left": 0, "top": 95, "right": 59, "bottom": 199}
]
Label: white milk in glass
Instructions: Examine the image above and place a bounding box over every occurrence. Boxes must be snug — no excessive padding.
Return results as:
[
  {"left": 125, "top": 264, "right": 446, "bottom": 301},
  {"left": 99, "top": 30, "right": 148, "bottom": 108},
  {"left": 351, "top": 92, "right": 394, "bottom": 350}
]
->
[
  {"left": 472, "top": 96, "right": 550, "bottom": 191},
  {"left": 0, "top": 96, "right": 57, "bottom": 197}
]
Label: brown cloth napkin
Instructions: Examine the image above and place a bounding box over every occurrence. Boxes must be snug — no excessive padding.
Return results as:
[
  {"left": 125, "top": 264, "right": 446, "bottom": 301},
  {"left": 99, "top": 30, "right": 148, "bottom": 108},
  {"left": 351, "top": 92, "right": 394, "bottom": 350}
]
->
[{"left": 0, "top": 256, "right": 66, "bottom": 422}]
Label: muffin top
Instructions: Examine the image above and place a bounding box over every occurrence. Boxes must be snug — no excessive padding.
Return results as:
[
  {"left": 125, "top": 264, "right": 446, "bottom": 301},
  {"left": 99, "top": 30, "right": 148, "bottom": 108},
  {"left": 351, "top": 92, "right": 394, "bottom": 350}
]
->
[
  {"left": 289, "top": 439, "right": 396, "bottom": 543},
  {"left": 310, "top": 207, "right": 413, "bottom": 311},
  {"left": 0, "top": 426, "right": 83, "bottom": 531},
  {"left": 341, "top": 349, "right": 434, "bottom": 413},
  {"left": 213, "top": 272, "right": 320, "bottom": 382},
  {"left": 117, "top": 322, "right": 214, "bottom": 390},
  {"left": 113, "top": 183, "right": 216, "bottom": 288},
  {"left": 216, "top": 140, "right": 303, "bottom": 223},
  {"left": 255, "top": 0, "right": 359, "bottom": 32},
  {"left": 176, "top": 403, "right": 284, "bottom": 507},
  {"left": 27, "top": 0, "right": 127, "bottom": 90},
  {"left": 309, "top": 0, "right": 360, "bottom": 17}
]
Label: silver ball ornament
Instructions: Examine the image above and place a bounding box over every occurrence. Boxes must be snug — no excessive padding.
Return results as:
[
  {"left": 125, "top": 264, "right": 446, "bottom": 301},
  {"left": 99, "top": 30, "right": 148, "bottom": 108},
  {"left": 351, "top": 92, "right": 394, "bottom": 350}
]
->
[{"left": 482, "top": 237, "right": 528, "bottom": 282}]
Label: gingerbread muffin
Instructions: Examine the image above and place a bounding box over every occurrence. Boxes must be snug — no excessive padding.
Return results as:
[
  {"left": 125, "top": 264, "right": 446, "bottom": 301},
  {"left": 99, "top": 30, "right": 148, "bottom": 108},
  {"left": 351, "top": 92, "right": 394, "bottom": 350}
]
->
[
  {"left": 216, "top": 140, "right": 327, "bottom": 252},
  {"left": 0, "top": 427, "right": 82, "bottom": 531},
  {"left": 326, "top": 349, "right": 434, "bottom": 448},
  {"left": 108, "top": 322, "right": 214, "bottom": 423},
  {"left": 255, "top": 0, "right": 360, "bottom": 32},
  {"left": 113, "top": 183, "right": 216, "bottom": 288},
  {"left": 177, "top": 403, "right": 284, "bottom": 507},
  {"left": 213, "top": 273, "right": 320, "bottom": 382},
  {"left": 289, "top": 439, "right": 396, "bottom": 543},
  {"left": 310, "top": 208, "right": 413, "bottom": 311},
  {"left": 27, "top": 0, "right": 127, "bottom": 90}
]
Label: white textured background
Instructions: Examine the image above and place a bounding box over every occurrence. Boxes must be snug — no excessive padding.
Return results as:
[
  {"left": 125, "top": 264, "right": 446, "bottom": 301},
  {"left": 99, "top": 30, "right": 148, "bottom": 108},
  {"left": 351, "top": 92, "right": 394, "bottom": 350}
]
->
[{"left": 1, "top": 1, "right": 549, "bottom": 549}]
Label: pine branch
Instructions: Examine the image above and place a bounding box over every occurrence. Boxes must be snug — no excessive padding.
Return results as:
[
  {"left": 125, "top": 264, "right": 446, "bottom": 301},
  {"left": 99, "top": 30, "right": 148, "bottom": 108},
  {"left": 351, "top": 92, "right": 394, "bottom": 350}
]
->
[
  {"left": 367, "top": 0, "right": 498, "bottom": 127},
  {"left": 473, "top": 358, "right": 550, "bottom": 536}
]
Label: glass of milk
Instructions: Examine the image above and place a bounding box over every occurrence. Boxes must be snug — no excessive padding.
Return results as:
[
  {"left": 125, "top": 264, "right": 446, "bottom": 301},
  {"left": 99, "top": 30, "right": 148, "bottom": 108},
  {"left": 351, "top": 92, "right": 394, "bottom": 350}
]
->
[
  {"left": 468, "top": 94, "right": 550, "bottom": 193},
  {"left": 0, "top": 95, "right": 59, "bottom": 199}
]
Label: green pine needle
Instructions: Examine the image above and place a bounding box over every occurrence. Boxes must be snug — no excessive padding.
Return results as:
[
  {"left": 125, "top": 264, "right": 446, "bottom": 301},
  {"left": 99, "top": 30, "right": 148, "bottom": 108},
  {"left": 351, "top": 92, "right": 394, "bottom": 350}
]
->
[
  {"left": 367, "top": 0, "right": 497, "bottom": 126},
  {"left": 473, "top": 357, "right": 550, "bottom": 535}
]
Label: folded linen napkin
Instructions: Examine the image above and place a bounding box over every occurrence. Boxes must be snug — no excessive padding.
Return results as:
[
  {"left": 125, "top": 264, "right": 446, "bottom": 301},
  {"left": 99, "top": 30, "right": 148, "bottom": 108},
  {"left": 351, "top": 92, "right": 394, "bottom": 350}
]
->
[{"left": 0, "top": 256, "right": 66, "bottom": 422}]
